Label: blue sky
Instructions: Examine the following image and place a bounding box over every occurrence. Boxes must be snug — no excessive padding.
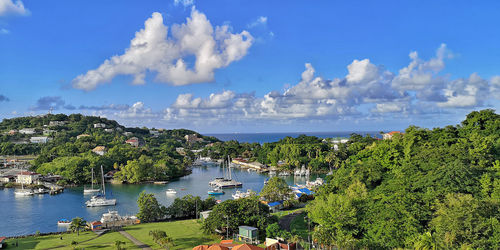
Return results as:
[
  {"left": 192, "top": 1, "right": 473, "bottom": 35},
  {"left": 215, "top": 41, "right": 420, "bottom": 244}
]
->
[{"left": 0, "top": 0, "right": 499, "bottom": 133}]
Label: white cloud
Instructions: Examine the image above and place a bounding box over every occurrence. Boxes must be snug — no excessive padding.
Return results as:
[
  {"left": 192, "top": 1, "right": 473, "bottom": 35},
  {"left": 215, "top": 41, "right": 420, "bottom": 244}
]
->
[
  {"left": 437, "top": 73, "right": 490, "bottom": 108},
  {"left": 0, "top": 0, "right": 27, "bottom": 16},
  {"left": 0, "top": 28, "right": 9, "bottom": 34},
  {"left": 247, "top": 16, "right": 268, "bottom": 28},
  {"left": 174, "top": 0, "right": 194, "bottom": 7},
  {"left": 115, "top": 102, "right": 158, "bottom": 119},
  {"left": 72, "top": 8, "right": 253, "bottom": 91}
]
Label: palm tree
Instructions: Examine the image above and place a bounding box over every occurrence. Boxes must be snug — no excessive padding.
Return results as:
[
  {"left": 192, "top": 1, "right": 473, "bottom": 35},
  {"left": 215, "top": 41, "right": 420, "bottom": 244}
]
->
[{"left": 69, "top": 217, "right": 87, "bottom": 236}]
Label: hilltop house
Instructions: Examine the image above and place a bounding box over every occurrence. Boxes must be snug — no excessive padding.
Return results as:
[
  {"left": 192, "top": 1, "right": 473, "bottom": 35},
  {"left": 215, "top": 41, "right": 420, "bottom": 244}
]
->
[
  {"left": 185, "top": 134, "right": 203, "bottom": 143},
  {"left": 77, "top": 134, "right": 90, "bottom": 139},
  {"left": 16, "top": 171, "right": 41, "bottom": 184},
  {"left": 104, "top": 128, "right": 114, "bottom": 133},
  {"left": 125, "top": 137, "right": 140, "bottom": 147},
  {"left": 93, "top": 123, "right": 106, "bottom": 128},
  {"left": 383, "top": 131, "right": 402, "bottom": 140},
  {"left": 49, "top": 121, "right": 66, "bottom": 126},
  {"left": 30, "top": 136, "right": 51, "bottom": 144},
  {"left": 92, "top": 146, "right": 107, "bottom": 156},
  {"left": 19, "top": 128, "right": 36, "bottom": 135}
]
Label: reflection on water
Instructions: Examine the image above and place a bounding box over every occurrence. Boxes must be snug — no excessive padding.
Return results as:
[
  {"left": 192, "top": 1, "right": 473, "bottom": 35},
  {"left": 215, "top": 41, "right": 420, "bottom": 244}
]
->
[{"left": 0, "top": 162, "right": 319, "bottom": 236}]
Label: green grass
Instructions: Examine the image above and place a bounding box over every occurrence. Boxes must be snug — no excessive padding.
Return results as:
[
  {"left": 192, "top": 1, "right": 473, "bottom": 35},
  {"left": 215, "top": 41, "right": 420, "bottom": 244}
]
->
[
  {"left": 4, "top": 231, "right": 135, "bottom": 249},
  {"left": 272, "top": 207, "right": 305, "bottom": 218},
  {"left": 289, "top": 213, "right": 309, "bottom": 240},
  {"left": 124, "top": 219, "right": 220, "bottom": 249}
]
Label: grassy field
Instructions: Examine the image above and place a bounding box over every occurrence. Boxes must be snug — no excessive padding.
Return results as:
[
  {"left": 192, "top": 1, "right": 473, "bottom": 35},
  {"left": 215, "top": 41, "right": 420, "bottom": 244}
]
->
[
  {"left": 124, "top": 219, "right": 220, "bottom": 249},
  {"left": 289, "top": 213, "right": 309, "bottom": 240},
  {"left": 272, "top": 207, "right": 305, "bottom": 218},
  {"left": 4, "top": 231, "right": 135, "bottom": 249}
]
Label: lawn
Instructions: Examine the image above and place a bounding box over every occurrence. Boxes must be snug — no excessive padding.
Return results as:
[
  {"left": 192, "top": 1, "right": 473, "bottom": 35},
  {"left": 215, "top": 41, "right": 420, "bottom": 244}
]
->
[
  {"left": 124, "top": 219, "right": 220, "bottom": 249},
  {"left": 4, "top": 231, "right": 135, "bottom": 249},
  {"left": 289, "top": 213, "right": 309, "bottom": 240}
]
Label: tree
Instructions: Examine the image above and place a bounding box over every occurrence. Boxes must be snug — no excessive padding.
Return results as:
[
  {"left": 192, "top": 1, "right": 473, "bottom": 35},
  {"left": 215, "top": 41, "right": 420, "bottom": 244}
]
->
[
  {"left": 69, "top": 217, "right": 87, "bottom": 236},
  {"left": 137, "top": 191, "right": 166, "bottom": 222},
  {"left": 114, "top": 240, "right": 125, "bottom": 250},
  {"left": 260, "top": 177, "right": 293, "bottom": 203},
  {"left": 266, "top": 223, "right": 281, "bottom": 238},
  {"left": 150, "top": 230, "right": 174, "bottom": 249}
]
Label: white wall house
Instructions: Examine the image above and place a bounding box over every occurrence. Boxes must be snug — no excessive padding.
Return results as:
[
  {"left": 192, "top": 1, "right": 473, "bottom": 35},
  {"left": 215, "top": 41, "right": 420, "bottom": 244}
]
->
[
  {"left": 16, "top": 171, "right": 41, "bottom": 184},
  {"left": 19, "top": 128, "right": 36, "bottom": 135},
  {"left": 30, "top": 136, "right": 51, "bottom": 144},
  {"left": 93, "top": 123, "right": 106, "bottom": 128}
]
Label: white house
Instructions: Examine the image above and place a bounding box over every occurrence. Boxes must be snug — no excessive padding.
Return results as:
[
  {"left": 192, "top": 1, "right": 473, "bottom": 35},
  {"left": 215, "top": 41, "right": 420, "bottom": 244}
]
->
[
  {"left": 93, "top": 123, "right": 106, "bottom": 128},
  {"left": 16, "top": 171, "right": 41, "bottom": 184},
  {"left": 30, "top": 136, "right": 51, "bottom": 144},
  {"left": 92, "top": 146, "right": 107, "bottom": 156},
  {"left": 104, "top": 128, "right": 114, "bottom": 133},
  {"left": 49, "top": 121, "right": 66, "bottom": 126},
  {"left": 19, "top": 128, "right": 36, "bottom": 135}
]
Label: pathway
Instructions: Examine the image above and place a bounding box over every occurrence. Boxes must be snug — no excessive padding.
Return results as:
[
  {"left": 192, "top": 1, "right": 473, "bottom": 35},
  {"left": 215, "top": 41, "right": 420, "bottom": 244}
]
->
[
  {"left": 118, "top": 230, "right": 152, "bottom": 250},
  {"left": 279, "top": 212, "right": 302, "bottom": 231}
]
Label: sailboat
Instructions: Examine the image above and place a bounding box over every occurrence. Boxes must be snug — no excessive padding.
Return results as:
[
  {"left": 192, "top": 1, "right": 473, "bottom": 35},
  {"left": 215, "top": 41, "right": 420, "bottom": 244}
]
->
[
  {"left": 86, "top": 165, "right": 116, "bottom": 207},
  {"left": 83, "top": 168, "right": 101, "bottom": 194},
  {"left": 216, "top": 156, "right": 242, "bottom": 188},
  {"left": 14, "top": 181, "right": 34, "bottom": 196}
]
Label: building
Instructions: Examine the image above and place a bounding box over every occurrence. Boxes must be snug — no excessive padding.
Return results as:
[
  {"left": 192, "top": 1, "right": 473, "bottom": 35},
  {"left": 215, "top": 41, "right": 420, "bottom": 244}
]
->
[
  {"left": 185, "top": 134, "right": 203, "bottom": 143},
  {"left": 8, "top": 129, "right": 17, "bottom": 135},
  {"left": 93, "top": 123, "right": 106, "bottom": 128},
  {"left": 19, "top": 128, "right": 36, "bottom": 135},
  {"left": 383, "top": 131, "right": 402, "bottom": 140},
  {"left": 77, "top": 134, "right": 90, "bottom": 139},
  {"left": 30, "top": 136, "right": 51, "bottom": 144},
  {"left": 92, "top": 146, "right": 107, "bottom": 156},
  {"left": 199, "top": 210, "right": 212, "bottom": 220},
  {"left": 89, "top": 221, "right": 102, "bottom": 231},
  {"left": 0, "top": 237, "right": 5, "bottom": 249},
  {"left": 176, "top": 147, "right": 185, "bottom": 155},
  {"left": 123, "top": 131, "right": 133, "bottom": 136},
  {"left": 232, "top": 243, "right": 264, "bottom": 250},
  {"left": 150, "top": 130, "right": 160, "bottom": 136},
  {"left": 104, "top": 128, "right": 114, "bottom": 133},
  {"left": 266, "top": 201, "right": 284, "bottom": 212},
  {"left": 16, "top": 171, "right": 41, "bottom": 184},
  {"left": 43, "top": 129, "right": 55, "bottom": 135},
  {"left": 238, "top": 226, "right": 259, "bottom": 244},
  {"left": 125, "top": 137, "right": 139, "bottom": 147},
  {"left": 49, "top": 121, "right": 66, "bottom": 126},
  {"left": 0, "top": 175, "right": 15, "bottom": 183}
]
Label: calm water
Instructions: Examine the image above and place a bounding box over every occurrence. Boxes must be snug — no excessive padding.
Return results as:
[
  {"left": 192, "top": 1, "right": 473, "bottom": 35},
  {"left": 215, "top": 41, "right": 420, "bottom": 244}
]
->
[
  {"left": 0, "top": 163, "right": 319, "bottom": 237},
  {"left": 207, "top": 131, "right": 380, "bottom": 143}
]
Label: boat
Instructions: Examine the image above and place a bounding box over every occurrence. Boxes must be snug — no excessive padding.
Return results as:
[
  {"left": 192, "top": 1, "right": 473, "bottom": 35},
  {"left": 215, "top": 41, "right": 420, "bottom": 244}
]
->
[
  {"left": 84, "top": 168, "right": 101, "bottom": 194},
  {"left": 57, "top": 219, "right": 71, "bottom": 226},
  {"left": 100, "top": 210, "right": 122, "bottom": 223},
  {"left": 14, "top": 181, "right": 34, "bottom": 196},
  {"left": 34, "top": 187, "right": 49, "bottom": 194},
  {"left": 232, "top": 189, "right": 255, "bottom": 199},
  {"left": 208, "top": 187, "right": 224, "bottom": 195},
  {"left": 86, "top": 165, "right": 116, "bottom": 207},
  {"left": 209, "top": 156, "right": 242, "bottom": 188},
  {"left": 165, "top": 189, "right": 177, "bottom": 194},
  {"left": 278, "top": 171, "right": 290, "bottom": 176}
]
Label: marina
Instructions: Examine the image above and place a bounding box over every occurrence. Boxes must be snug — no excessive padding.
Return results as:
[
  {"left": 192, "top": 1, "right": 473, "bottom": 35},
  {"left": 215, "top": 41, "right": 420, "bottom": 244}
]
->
[{"left": 0, "top": 162, "right": 321, "bottom": 237}]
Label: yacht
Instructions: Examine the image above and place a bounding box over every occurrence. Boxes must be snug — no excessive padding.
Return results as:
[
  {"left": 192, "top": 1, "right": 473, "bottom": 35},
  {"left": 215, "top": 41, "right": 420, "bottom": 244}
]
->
[
  {"left": 165, "top": 189, "right": 177, "bottom": 194},
  {"left": 86, "top": 165, "right": 116, "bottom": 207},
  {"left": 100, "top": 210, "right": 122, "bottom": 223},
  {"left": 232, "top": 189, "right": 255, "bottom": 199},
  {"left": 209, "top": 156, "right": 242, "bottom": 188},
  {"left": 84, "top": 168, "right": 101, "bottom": 194}
]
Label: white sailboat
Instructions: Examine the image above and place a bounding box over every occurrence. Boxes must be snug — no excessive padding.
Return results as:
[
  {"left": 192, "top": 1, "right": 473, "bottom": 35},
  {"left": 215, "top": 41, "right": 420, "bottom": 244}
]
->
[
  {"left": 83, "top": 168, "right": 101, "bottom": 194},
  {"left": 86, "top": 165, "right": 116, "bottom": 207},
  {"left": 14, "top": 181, "right": 34, "bottom": 196},
  {"left": 209, "top": 156, "right": 242, "bottom": 188}
]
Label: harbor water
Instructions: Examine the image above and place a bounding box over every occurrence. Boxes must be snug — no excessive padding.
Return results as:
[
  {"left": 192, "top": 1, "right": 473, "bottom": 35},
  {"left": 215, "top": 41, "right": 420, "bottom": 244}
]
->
[{"left": 0, "top": 162, "right": 319, "bottom": 237}]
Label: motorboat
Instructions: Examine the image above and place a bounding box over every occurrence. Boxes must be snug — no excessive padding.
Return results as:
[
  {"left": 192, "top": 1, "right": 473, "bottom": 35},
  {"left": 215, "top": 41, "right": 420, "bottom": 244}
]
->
[
  {"left": 165, "top": 189, "right": 177, "bottom": 194},
  {"left": 57, "top": 219, "right": 71, "bottom": 226},
  {"left": 232, "top": 189, "right": 255, "bottom": 199},
  {"left": 208, "top": 187, "right": 224, "bottom": 195},
  {"left": 34, "top": 188, "right": 49, "bottom": 194}
]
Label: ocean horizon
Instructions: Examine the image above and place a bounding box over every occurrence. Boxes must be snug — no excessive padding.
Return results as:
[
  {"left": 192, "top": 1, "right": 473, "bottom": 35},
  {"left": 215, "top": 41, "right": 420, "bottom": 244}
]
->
[{"left": 205, "top": 131, "right": 382, "bottom": 143}]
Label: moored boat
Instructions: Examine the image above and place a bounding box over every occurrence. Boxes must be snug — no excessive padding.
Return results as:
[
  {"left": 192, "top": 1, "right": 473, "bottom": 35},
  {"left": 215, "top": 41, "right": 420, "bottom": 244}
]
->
[
  {"left": 86, "top": 165, "right": 116, "bottom": 207},
  {"left": 165, "top": 188, "right": 177, "bottom": 194},
  {"left": 208, "top": 187, "right": 224, "bottom": 195},
  {"left": 57, "top": 219, "right": 71, "bottom": 226}
]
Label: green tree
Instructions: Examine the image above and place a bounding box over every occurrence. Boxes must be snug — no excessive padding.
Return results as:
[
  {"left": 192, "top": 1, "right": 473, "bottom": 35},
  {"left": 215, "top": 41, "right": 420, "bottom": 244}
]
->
[
  {"left": 69, "top": 217, "right": 87, "bottom": 236},
  {"left": 137, "top": 191, "right": 166, "bottom": 222},
  {"left": 260, "top": 177, "right": 294, "bottom": 203}
]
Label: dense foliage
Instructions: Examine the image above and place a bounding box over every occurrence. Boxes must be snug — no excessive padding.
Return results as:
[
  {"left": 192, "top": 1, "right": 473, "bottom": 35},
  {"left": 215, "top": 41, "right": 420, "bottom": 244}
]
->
[
  {"left": 260, "top": 176, "right": 296, "bottom": 208},
  {"left": 166, "top": 195, "right": 217, "bottom": 219},
  {"left": 307, "top": 109, "right": 500, "bottom": 249},
  {"left": 137, "top": 191, "right": 167, "bottom": 222},
  {"left": 0, "top": 114, "right": 218, "bottom": 184},
  {"left": 202, "top": 196, "right": 277, "bottom": 237}
]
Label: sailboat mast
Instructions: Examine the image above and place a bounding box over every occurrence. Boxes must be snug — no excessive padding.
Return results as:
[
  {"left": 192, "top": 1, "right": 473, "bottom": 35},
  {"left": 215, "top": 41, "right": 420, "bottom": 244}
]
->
[
  {"left": 91, "top": 168, "right": 94, "bottom": 189},
  {"left": 101, "top": 165, "right": 105, "bottom": 195},
  {"left": 228, "top": 155, "right": 232, "bottom": 180}
]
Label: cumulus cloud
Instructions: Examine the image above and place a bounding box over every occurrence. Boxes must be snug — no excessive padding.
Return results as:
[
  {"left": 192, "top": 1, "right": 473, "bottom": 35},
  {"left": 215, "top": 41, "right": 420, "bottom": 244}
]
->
[
  {"left": 174, "top": 0, "right": 194, "bottom": 7},
  {"left": 72, "top": 8, "right": 253, "bottom": 91},
  {"left": 115, "top": 102, "right": 159, "bottom": 119},
  {"left": 0, "top": 94, "right": 9, "bottom": 102},
  {"left": 162, "top": 44, "right": 500, "bottom": 124},
  {"left": 0, "top": 0, "right": 27, "bottom": 16}
]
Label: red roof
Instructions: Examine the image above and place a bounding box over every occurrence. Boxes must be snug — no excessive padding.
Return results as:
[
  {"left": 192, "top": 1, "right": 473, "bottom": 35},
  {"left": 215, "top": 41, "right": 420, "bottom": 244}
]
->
[
  {"left": 0, "top": 237, "right": 5, "bottom": 243},
  {"left": 193, "top": 245, "right": 210, "bottom": 250},
  {"left": 387, "top": 131, "right": 402, "bottom": 135},
  {"left": 232, "top": 244, "right": 264, "bottom": 250},
  {"left": 91, "top": 221, "right": 102, "bottom": 225},
  {"left": 18, "top": 171, "right": 39, "bottom": 175},
  {"left": 207, "top": 245, "right": 229, "bottom": 250}
]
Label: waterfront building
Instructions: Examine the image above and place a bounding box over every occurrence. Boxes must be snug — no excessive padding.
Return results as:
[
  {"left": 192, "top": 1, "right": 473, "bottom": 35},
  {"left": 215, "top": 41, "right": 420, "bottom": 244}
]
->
[{"left": 16, "top": 171, "right": 41, "bottom": 184}]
